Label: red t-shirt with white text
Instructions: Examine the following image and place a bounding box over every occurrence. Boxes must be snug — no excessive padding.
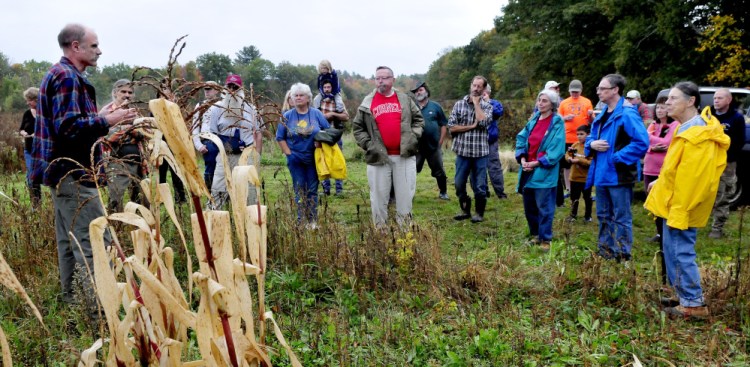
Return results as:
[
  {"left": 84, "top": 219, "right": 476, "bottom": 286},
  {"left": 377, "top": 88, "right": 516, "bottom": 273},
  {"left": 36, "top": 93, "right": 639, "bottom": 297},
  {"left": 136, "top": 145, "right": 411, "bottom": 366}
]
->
[{"left": 371, "top": 92, "right": 402, "bottom": 155}]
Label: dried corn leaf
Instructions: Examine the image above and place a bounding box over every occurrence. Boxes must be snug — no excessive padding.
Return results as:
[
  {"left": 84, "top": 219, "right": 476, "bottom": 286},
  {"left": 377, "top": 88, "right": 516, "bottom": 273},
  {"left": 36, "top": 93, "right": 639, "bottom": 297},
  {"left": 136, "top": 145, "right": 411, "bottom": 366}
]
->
[
  {"left": 77, "top": 338, "right": 103, "bottom": 367},
  {"left": 201, "top": 133, "right": 233, "bottom": 198},
  {"left": 0, "top": 250, "right": 44, "bottom": 327},
  {"left": 229, "top": 165, "right": 255, "bottom": 261},
  {"left": 0, "top": 324, "right": 11, "bottom": 367},
  {"left": 90, "top": 217, "right": 136, "bottom": 365},
  {"left": 149, "top": 98, "right": 209, "bottom": 198},
  {"left": 191, "top": 211, "right": 234, "bottom": 284},
  {"left": 127, "top": 256, "right": 196, "bottom": 329},
  {"left": 264, "top": 311, "right": 303, "bottom": 367},
  {"left": 124, "top": 202, "right": 156, "bottom": 227},
  {"left": 246, "top": 205, "right": 267, "bottom": 271},
  {"left": 231, "top": 260, "right": 269, "bottom": 366},
  {"left": 193, "top": 272, "right": 222, "bottom": 367},
  {"left": 160, "top": 338, "right": 183, "bottom": 367}
]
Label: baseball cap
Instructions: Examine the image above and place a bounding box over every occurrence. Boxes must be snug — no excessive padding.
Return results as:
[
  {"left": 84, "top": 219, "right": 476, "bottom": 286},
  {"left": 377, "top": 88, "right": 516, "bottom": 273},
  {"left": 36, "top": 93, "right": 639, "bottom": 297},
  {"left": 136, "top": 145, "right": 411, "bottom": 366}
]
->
[
  {"left": 225, "top": 74, "right": 243, "bottom": 87},
  {"left": 568, "top": 80, "right": 583, "bottom": 92},
  {"left": 626, "top": 90, "right": 640, "bottom": 99},
  {"left": 545, "top": 80, "right": 560, "bottom": 90}
]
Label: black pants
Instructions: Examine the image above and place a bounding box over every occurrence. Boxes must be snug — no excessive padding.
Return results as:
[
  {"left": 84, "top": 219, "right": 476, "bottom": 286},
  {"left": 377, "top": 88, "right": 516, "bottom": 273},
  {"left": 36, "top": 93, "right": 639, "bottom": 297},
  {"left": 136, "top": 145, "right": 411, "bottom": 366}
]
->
[
  {"left": 569, "top": 181, "right": 592, "bottom": 219},
  {"left": 159, "top": 161, "right": 186, "bottom": 203}
]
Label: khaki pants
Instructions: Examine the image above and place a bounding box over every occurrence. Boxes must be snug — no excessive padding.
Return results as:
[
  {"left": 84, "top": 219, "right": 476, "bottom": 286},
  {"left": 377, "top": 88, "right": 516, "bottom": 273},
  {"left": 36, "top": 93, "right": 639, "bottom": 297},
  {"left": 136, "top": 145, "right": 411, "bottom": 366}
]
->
[{"left": 366, "top": 155, "right": 416, "bottom": 226}]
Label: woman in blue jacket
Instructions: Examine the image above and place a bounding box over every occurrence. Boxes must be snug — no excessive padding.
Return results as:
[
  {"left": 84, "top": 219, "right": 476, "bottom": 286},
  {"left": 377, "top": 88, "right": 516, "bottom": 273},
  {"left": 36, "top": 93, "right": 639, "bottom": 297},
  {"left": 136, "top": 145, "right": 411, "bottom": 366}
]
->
[{"left": 515, "top": 90, "right": 566, "bottom": 251}]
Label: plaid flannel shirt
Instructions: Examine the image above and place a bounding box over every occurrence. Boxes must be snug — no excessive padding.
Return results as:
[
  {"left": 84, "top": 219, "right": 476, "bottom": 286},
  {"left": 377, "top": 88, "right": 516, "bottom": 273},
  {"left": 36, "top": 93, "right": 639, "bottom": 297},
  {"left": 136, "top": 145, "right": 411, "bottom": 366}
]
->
[
  {"left": 30, "top": 57, "right": 110, "bottom": 187},
  {"left": 448, "top": 95, "right": 492, "bottom": 157}
]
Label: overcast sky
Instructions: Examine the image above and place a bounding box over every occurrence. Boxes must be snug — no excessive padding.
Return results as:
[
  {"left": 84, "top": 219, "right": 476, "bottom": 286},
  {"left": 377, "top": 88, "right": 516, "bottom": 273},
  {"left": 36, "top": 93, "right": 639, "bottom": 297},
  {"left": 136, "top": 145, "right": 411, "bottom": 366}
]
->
[{"left": 1, "top": 0, "right": 506, "bottom": 77}]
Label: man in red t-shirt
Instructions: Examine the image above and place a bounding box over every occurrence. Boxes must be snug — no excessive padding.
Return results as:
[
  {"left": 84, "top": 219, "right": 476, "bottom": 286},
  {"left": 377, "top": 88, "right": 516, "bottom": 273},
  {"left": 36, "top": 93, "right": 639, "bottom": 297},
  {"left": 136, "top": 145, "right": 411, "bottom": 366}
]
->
[{"left": 352, "top": 66, "right": 424, "bottom": 226}]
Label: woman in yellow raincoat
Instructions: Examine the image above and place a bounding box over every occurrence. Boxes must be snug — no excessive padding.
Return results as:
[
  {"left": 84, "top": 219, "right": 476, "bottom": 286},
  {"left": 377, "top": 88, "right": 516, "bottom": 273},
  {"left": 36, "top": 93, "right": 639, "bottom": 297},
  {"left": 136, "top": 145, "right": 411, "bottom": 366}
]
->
[{"left": 644, "top": 82, "right": 730, "bottom": 319}]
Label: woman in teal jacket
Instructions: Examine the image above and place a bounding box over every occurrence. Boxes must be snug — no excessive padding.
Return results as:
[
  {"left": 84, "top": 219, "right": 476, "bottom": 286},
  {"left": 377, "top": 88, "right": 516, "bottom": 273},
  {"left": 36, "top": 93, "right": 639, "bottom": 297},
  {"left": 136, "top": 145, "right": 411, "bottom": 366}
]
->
[{"left": 515, "top": 90, "right": 566, "bottom": 251}]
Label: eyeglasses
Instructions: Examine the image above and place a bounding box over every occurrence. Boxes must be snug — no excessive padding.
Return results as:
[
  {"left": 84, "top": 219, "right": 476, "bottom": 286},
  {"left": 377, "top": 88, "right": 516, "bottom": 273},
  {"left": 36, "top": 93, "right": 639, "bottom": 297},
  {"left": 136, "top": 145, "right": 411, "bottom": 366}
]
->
[
  {"left": 625, "top": 97, "right": 634, "bottom": 100},
  {"left": 375, "top": 76, "right": 393, "bottom": 81},
  {"left": 596, "top": 86, "right": 616, "bottom": 91},
  {"left": 227, "top": 84, "right": 240, "bottom": 91}
]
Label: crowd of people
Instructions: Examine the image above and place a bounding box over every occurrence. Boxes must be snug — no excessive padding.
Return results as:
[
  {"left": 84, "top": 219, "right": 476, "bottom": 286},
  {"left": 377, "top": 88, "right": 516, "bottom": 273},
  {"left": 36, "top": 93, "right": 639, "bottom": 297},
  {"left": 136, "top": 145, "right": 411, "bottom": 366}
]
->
[{"left": 20, "top": 23, "right": 745, "bottom": 323}]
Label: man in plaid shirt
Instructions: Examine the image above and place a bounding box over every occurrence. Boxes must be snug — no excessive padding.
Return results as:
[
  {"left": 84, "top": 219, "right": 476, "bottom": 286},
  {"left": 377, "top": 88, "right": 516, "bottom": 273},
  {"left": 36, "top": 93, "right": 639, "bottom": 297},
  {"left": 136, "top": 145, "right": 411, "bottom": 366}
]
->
[
  {"left": 31, "top": 24, "right": 135, "bottom": 309},
  {"left": 448, "top": 76, "right": 493, "bottom": 223}
]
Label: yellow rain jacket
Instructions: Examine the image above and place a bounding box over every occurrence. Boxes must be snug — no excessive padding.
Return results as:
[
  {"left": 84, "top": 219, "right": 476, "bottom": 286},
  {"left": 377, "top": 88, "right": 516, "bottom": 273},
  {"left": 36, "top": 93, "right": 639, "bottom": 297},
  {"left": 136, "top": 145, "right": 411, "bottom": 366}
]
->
[
  {"left": 644, "top": 107, "right": 730, "bottom": 230},
  {"left": 315, "top": 143, "right": 347, "bottom": 180}
]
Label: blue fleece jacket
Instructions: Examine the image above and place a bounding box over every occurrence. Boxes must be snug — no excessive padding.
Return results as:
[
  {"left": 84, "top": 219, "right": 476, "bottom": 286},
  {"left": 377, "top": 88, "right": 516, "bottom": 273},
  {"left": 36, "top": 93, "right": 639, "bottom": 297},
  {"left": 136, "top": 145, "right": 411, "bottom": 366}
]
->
[{"left": 584, "top": 97, "right": 649, "bottom": 188}]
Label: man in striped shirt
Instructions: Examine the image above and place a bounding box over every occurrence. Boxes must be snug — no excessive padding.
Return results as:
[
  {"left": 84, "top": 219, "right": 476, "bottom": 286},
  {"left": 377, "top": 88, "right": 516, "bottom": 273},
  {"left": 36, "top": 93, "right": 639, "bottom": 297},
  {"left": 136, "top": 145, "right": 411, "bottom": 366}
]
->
[{"left": 448, "top": 76, "right": 493, "bottom": 223}]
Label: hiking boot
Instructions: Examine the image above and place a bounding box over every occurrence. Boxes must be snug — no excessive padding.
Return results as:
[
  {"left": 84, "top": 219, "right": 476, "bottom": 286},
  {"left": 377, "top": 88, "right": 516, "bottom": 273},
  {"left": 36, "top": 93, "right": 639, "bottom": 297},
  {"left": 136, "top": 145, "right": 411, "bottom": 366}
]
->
[
  {"left": 497, "top": 193, "right": 508, "bottom": 199},
  {"left": 472, "top": 196, "right": 486, "bottom": 223},
  {"left": 439, "top": 193, "right": 450, "bottom": 200},
  {"left": 616, "top": 253, "right": 632, "bottom": 263},
  {"left": 540, "top": 241, "right": 551, "bottom": 252},
  {"left": 584, "top": 217, "right": 593, "bottom": 223},
  {"left": 660, "top": 296, "right": 679, "bottom": 308},
  {"left": 454, "top": 197, "right": 472, "bottom": 220},
  {"left": 650, "top": 234, "right": 661, "bottom": 243},
  {"left": 664, "top": 305, "right": 710, "bottom": 319},
  {"left": 526, "top": 237, "right": 540, "bottom": 246},
  {"left": 708, "top": 230, "right": 723, "bottom": 239}
]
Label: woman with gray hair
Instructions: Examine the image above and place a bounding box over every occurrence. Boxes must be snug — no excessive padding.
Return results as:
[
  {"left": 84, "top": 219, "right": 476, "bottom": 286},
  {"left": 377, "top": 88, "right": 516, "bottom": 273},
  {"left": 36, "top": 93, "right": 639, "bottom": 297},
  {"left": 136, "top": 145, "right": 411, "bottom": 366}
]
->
[
  {"left": 99, "top": 79, "right": 146, "bottom": 212},
  {"left": 276, "top": 82, "right": 330, "bottom": 228},
  {"left": 19, "top": 87, "right": 41, "bottom": 205},
  {"left": 515, "top": 89, "right": 566, "bottom": 251}
]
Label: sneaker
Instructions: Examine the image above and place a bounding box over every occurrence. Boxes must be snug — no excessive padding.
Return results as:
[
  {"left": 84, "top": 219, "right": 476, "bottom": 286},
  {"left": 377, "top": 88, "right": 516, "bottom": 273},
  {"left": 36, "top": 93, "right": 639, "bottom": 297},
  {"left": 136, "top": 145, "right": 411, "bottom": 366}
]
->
[
  {"left": 566, "top": 216, "right": 577, "bottom": 223},
  {"left": 664, "top": 305, "right": 710, "bottom": 319},
  {"left": 497, "top": 193, "right": 508, "bottom": 199},
  {"left": 708, "top": 230, "right": 723, "bottom": 239},
  {"left": 584, "top": 217, "right": 593, "bottom": 223},
  {"left": 470, "top": 214, "right": 484, "bottom": 223},
  {"left": 439, "top": 193, "right": 450, "bottom": 200},
  {"left": 305, "top": 222, "right": 319, "bottom": 230},
  {"left": 650, "top": 234, "right": 662, "bottom": 243},
  {"left": 540, "top": 241, "right": 551, "bottom": 252},
  {"left": 660, "top": 296, "right": 679, "bottom": 308},
  {"left": 526, "top": 237, "right": 540, "bottom": 246}
]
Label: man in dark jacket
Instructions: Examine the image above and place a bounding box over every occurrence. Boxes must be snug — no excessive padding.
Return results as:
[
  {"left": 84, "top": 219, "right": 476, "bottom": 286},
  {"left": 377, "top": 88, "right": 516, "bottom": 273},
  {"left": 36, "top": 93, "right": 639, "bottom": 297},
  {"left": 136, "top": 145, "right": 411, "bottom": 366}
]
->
[
  {"left": 412, "top": 81, "right": 449, "bottom": 200},
  {"left": 709, "top": 88, "right": 746, "bottom": 239},
  {"left": 585, "top": 74, "right": 649, "bottom": 261}
]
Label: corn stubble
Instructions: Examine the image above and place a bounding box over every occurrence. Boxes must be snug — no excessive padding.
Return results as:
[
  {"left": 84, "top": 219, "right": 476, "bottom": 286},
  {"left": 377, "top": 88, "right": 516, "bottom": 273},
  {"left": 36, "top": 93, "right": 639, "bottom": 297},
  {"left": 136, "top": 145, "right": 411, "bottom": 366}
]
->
[{"left": 80, "top": 98, "right": 301, "bottom": 366}]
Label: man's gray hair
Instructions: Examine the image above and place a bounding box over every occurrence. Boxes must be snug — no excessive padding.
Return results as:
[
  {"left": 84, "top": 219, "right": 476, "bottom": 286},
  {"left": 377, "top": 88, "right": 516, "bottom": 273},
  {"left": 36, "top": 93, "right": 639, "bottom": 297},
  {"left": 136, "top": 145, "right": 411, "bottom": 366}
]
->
[
  {"left": 58, "top": 24, "right": 87, "bottom": 49},
  {"left": 538, "top": 89, "right": 560, "bottom": 110},
  {"left": 111, "top": 79, "right": 132, "bottom": 101}
]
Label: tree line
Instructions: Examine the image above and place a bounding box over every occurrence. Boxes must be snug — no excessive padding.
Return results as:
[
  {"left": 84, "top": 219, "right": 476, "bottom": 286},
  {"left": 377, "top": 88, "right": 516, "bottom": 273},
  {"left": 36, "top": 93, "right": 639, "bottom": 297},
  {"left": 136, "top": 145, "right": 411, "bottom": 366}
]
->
[{"left": 426, "top": 0, "right": 749, "bottom": 102}]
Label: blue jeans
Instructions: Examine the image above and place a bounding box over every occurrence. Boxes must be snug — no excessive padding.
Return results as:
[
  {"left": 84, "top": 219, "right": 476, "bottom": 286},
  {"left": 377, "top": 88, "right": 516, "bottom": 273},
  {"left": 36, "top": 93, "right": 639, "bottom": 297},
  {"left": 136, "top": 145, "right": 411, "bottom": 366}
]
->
[
  {"left": 663, "top": 226, "right": 704, "bottom": 306},
  {"left": 287, "top": 155, "right": 319, "bottom": 223},
  {"left": 454, "top": 155, "right": 488, "bottom": 200},
  {"left": 321, "top": 140, "right": 344, "bottom": 194},
  {"left": 522, "top": 187, "right": 557, "bottom": 241},
  {"left": 595, "top": 184, "right": 634, "bottom": 258}
]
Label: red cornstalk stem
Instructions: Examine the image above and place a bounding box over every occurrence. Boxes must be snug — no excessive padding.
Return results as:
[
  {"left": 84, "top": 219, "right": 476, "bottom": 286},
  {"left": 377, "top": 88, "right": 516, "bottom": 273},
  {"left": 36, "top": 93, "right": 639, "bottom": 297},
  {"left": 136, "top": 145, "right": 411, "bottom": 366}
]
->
[
  {"left": 221, "top": 313, "right": 240, "bottom": 367},
  {"left": 192, "top": 195, "right": 238, "bottom": 367},
  {"left": 191, "top": 195, "right": 218, "bottom": 280}
]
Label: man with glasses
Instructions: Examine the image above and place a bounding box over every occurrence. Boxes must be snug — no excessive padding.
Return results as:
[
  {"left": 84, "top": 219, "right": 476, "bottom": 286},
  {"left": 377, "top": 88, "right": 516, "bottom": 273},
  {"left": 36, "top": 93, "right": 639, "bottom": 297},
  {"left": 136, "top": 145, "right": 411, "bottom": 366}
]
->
[
  {"left": 192, "top": 80, "right": 220, "bottom": 189},
  {"left": 625, "top": 90, "right": 653, "bottom": 123},
  {"left": 585, "top": 74, "right": 649, "bottom": 262},
  {"left": 352, "top": 66, "right": 424, "bottom": 226}
]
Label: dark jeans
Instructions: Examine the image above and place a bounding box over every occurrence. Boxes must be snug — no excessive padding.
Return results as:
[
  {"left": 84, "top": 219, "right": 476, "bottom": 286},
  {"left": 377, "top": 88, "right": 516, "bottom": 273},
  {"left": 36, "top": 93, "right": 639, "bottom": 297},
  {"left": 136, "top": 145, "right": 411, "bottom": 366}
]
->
[
  {"left": 569, "top": 181, "right": 592, "bottom": 219},
  {"left": 454, "top": 155, "right": 488, "bottom": 200},
  {"left": 522, "top": 186, "right": 557, "bottom": 241},
  {"left": 201, "top": 139, "right": 219, "bottom": 190},
  {"left": 287, "top": 155, "right": 319, "bottom": 223},
  {"left": 416, "top": 148, "right": 448, "bottom": 194}
]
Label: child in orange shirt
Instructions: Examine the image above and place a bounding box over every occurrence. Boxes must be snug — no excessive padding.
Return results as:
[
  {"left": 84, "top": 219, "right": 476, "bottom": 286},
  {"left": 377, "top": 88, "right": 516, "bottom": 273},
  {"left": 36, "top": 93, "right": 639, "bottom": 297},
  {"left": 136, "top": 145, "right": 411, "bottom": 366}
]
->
[{"left": 565, "top": 125, "right": 593, "bottom": 222}]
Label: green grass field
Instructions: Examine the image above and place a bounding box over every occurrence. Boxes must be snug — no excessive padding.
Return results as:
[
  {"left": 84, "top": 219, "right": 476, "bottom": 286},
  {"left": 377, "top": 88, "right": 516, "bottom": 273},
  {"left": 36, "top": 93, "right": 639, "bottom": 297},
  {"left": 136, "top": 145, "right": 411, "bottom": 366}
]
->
[{"left": 0, "top": 133, "right": 749, "bottom": 366}]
